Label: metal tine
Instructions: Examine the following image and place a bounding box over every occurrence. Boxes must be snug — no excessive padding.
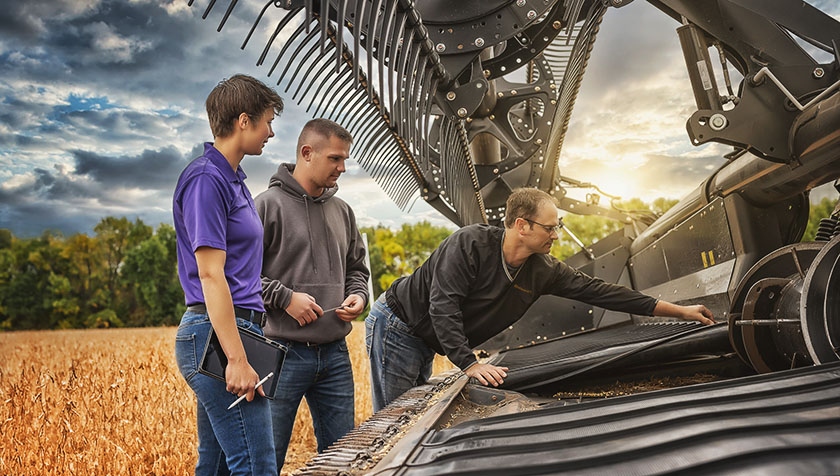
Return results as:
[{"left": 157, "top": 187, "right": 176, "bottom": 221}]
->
[
  {"left": 345, "top": 102, "right": 376, "bottom": 137},
  {"left": 368, "top": 136, "right": 397, "bottom": 174},
  {"left": 292, "top": 42, "right": 336, "bottom": 101},
  {"left": 188, "top": 0, "right": 196, "bottom": 6},
  {"left": 386, "top": 167, "right": 407, "bottom": 207},
  {"left": 305, "top": 0, "right": 313, "bottom": 33},
  {"left": 410, "top": 58, "right": 429, "bottom": 160},
  {"left": 320, "top": 72, "right": 357, "bottom": 118},
  {"left": 378, "top": 0, "right": 399, "bottom": 121},
  {"left": 405, "top": 48, "right": 423, "bottom": 156},
  {"left": 420, "top": 74, "right": 436, "bottom": 168},
  {"left": 363, "top": 0, "right": 382, "bottom": 101},
  {"left": 357, "top": 126, "right": 390, "bottom": 170},
  {"left": 282, "top": 30, "right": 325, "bottom": 92},
  {"left": 343, "top": 89, "right": 374, "bottom": 130},
  {"left": 217, "top": 0, "right": 239, "bottom": 31},
  {"left": 371, "top": 149, "right": 403, "bottom": 197},
  {"left": 319, "top": 0, "right": 330, "bottom": 55},
  {"left": 394, "top": 24, "right": 413, "bottom": 137},
  {"left": 307, "top": 67, "right": 352, "bottom": 114},
  {"left": 256, "top": 7, "right": 302, "bottom": 64},
  {"left": 268, "top": 20, "right": 308, "bottom": 76},
  {"left": 362, "top": 127, "right": 393, "bottom": 176},
  {"left": 352, "top": 110, "right": 384, "bottom": 151},
  {"left": 423, "top": 77, "right": 440, "bottom": 168},
  {"left": 566, "top": 0, "right": 584, "bottom": 44},
  {"left": 335, "top": 0, "right": 347, "bottom": 73},
  {"left": 388, "top": 10, "right": 407, "bottom": 127},
  {"left": 368, "top": 0, "right": 386, "bottom": 104},
  {"left": 392, "top": 164, "right": 417, "bottom": 208},
  {"left": 202, "top": 0, "right": 218, "bottom": 19},
  {"left": 334, "top": 88, "right": 368, "bottom": 125},
  {"left": 352, "top": 0, "right": 367, "bottom": 90},
  {"left": 328, "top": 87, "right": 364, "bottom": 125},
  {"left": 399, "top": 35, "right": 419, "bottom": 145},
  {"left": 365, "top": 137, "right": 394, "bottom": 181},
  {"left": 276, "top": 24, "right": 321, "bottom": 85}
]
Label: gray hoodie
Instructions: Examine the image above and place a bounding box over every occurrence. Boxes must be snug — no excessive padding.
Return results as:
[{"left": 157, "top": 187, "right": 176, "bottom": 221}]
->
[{"left": 255, "top": 163, "right": 370, "bottom": 343}]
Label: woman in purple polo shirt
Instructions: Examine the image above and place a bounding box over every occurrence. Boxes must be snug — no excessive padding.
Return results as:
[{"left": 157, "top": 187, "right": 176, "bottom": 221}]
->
[{"left": 172, "top": 75, "right": 283, "bottom": 476}]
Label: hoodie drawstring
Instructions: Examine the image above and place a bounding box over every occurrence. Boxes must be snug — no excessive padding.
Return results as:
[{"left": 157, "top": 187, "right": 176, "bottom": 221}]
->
[{"left": 303, "top": 197, "right": 318, "bottom": 274}]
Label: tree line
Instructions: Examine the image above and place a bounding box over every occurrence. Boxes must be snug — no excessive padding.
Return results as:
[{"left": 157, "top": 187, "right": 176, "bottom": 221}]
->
[{"left": 0, "top": 197, "right": 836, "bottom": 330}]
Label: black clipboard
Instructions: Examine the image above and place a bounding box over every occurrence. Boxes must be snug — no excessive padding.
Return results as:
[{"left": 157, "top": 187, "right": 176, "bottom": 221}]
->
[{"left": 198, "top": 326, "right": 286, "bottom": 399}]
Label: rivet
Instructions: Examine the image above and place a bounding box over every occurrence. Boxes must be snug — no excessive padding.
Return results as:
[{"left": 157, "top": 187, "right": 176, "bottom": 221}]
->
[
  {"left": 446, "top": 91, "right": 456, "bottom": 101},
  {"left": 436, "top": 43, "right": 446, "bottom": 53},
  {"left": 474, "top": 37, "right": 485, "bottom": 48}
]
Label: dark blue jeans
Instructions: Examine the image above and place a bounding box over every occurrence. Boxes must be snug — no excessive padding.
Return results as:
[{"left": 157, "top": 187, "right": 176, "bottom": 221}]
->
[
  {"left": 268, "top": 337, "right": 355, "bottom": 472},
  {"left": 174, "top": 311, "right": 276, "bottom": 476},
  {"left": 365, "top": 294, "right": 437, "bottom": 413}
]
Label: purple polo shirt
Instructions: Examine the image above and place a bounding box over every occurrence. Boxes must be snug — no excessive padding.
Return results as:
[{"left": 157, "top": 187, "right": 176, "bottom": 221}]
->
[{"left": 173, "top": 142, "right": 265, "bottom": 312}]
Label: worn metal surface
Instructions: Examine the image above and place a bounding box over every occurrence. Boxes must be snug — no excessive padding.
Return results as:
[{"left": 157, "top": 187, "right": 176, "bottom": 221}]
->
[{"left": 377, "top": 361, "right": 840, "bottom": 475}]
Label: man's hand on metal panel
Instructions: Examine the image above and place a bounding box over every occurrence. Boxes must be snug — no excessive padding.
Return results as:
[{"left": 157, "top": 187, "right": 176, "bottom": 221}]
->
[
  {"left": 654, "top": 300, "right": 715, "bottom": 325},
  {"left": 335, "top": 293, "right": 365, "bottom": 322},
  {"left": 285, "top": 291, "right": 323, "bottom": 326},
  {"left": 465, "top": 363, "right": 509, "bottom": 387}
]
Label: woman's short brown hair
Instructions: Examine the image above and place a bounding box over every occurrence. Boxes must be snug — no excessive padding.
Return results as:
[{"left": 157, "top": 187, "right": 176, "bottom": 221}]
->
[
  {"left": 504, "top": 188, "right": 554, "bottom": 228},
  {"left": 205, "top": 74, "right": 284, "bottom": 138}
]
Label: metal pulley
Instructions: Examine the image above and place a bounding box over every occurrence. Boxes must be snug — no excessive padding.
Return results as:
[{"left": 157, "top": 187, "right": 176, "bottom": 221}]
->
[{"left": 728, "top": 237, "right": 840, "bottom": 373}]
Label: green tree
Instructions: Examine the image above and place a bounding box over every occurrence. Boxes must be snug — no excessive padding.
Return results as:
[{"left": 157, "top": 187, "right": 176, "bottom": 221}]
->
[
  {"left": 802, "top": 197, "right": 839, "bottom": 242},
  {"left": 120, "top": 224, "right": 184, "bottom": 326},
  {"left": 94, "top": 217, "right": 152, "bottom": 315}
]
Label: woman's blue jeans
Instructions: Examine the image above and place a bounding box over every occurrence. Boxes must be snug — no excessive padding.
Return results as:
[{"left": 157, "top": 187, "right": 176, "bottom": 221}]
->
[
  {"left": 174, "top": 311, "right": 277, "bottom": 476},
  {"left": 365, "top": 295, "right": 437, "bottom": 413}
]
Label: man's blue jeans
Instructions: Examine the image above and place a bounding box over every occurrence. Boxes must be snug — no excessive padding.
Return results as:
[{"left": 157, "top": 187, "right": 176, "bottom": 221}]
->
[
  {"left": 268, "top": 338, "right": 355, "bottom": 472},
  {"left": 365, "top": 294, "right": 437, "bottom": 413},
  {"left": 174, "top": 311, "right": 277, "bottom": 476}
]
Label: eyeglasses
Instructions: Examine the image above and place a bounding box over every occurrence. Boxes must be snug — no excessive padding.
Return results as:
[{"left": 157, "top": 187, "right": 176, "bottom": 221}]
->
[{"left": 522, "top": 218, "right": 562, "bottom": 234}]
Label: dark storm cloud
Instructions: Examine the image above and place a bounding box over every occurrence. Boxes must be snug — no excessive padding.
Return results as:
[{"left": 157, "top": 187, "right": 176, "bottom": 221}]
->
[{"left": 72, "top": 146, "right": 186, "bottom": 190}]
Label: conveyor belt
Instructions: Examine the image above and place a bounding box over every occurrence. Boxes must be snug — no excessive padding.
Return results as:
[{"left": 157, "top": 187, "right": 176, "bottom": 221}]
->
[
  {"left": 393, "top": 362, "right": 840, "bottom": 475},
  {"left": 494, "top": 322, "right": 729, "bottom": 390}
]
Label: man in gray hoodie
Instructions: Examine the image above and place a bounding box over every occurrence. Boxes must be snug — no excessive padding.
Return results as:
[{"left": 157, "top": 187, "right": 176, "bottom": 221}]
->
[{"left": 255, "top": 118, "right": 370, "bottom": 471}]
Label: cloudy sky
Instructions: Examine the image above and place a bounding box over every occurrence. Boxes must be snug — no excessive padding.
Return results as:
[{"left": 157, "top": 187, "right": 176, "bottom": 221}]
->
[{"left": 1, "top": 0, "right": 838, "bottom": 237}]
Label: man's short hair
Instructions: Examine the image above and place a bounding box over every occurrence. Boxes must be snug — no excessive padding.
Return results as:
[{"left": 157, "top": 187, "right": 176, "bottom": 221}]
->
[
  {"left": 206, "top": 74, "right": 284, "bottom": 138},
  {"left": 504, "top": 188, "right": 555, "bottom": 228},
  {"left": 297, "top": 118, "right": 353, "bottom": 152}
]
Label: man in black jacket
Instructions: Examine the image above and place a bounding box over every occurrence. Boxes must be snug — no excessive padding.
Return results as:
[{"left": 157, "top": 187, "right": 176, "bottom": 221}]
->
[{"left": 365, "top": 188, "right": 714, "bottom": 412}]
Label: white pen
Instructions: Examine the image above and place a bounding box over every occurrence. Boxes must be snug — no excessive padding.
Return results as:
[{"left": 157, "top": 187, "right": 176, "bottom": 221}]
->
[{"left": 227, "top": 372, "right": 274, "bottom": 410}]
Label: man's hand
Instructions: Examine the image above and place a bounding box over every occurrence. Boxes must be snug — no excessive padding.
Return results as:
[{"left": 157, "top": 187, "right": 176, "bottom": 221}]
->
[
  {"left": 224, "top": 357, "right": 266, "bottom": 402},
  {"left": 679, "top": 304, "right": 715, "bottom": 325},
  {"left": 465, "top": 363, "right": 509, "bottom": 387},
  {"left": 285, "top": 291, "right": 323, "bottom": 326},
  {"left": 335, "top": 294, "right": 365, "bottom": 322}
]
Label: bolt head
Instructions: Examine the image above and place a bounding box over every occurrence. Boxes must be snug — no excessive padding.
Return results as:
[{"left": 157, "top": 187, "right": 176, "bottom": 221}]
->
[
  {"left": 814, "top": 67, "right": 825, "bottom": 79},
  {"left": 446, "top": 91, "right": 456, "bottom": 101},
  {"left": 527, "top": 10, "right": 537, "bottom": 20},
  {"left": 457, "top": 107, "right": 468, "bottom": 117},
  {"left": 474, "top": 37, "right": 485, "bottom": 48},
  {"left": 435, "top": 43, "right": 446, "bottom": 53},
  {"left": 709, "top": 113, "right": 728, "bottom": 131},
  {"left": 552, "top": 20, "right": 562, "bottom": 29},
  {"left": 516, "top": 0, "right": 526, "bottom": 6},
  {"left": 483, "top": 69, "right": 491, "bottom": 78}
]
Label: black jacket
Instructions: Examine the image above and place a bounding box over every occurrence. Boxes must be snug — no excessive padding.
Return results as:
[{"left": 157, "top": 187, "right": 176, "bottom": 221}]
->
[{"left": 386, "top": 224, "right": 658, "bottom": 369}]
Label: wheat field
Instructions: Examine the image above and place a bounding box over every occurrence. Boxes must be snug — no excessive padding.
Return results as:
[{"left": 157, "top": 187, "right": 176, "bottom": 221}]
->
[{"left": 0, "top": 323, "right": 454, "bottom": 475}]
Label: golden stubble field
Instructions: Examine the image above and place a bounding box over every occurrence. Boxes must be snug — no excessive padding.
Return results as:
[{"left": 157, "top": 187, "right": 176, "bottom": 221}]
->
[{"left": 0, "top": 323, "right": 454, "bottom": 475}]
